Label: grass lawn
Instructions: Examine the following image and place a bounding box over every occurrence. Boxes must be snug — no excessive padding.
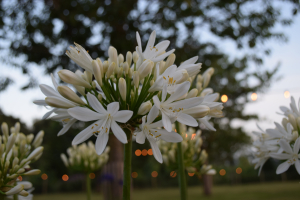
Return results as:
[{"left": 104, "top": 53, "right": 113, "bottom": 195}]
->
[{"left": 34, "top": 181, "right": 300, "bottom": 200}]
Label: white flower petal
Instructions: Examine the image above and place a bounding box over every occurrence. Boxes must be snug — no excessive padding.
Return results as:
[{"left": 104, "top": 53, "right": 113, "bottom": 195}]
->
[
  {"left": 279, "top": 139, "right": 293, "bottom": 154},
  {"left": 136, "top": 32, "right": 142, "bottom": 51},
  {"left": 152, "top": 49, "right": 175, "bottom": 63},
  {"left": 57, "top": 118, "right": 77, "bottom": 136},
  {"left": 107, "top": 102, "right": 120, "bottom": 115},
  {"left": 154, "top": 129, "right": 183, "bottom": 142},
  {"left": 39, "top": 84, "right": 60, "bottom": 97},
  {"left": 72, "top": 120, "right": 102, "bottom": 145},
  {"left": 87, "top": 93, "right": 107, "bottom": 113},
  {"left": 269, "top": 153, "right": 291, "bottom": 160},
  {"left": 276, "top": 161, "right": 291, "bottom": 174},
  {"left": 144, "top": 30, "right": 156, "bottom": 55},
  {"left": 147, "top": 106, "right": 159, "bottom": 124},
  {"left": 113, "top": 110, "right": 133, "bottom": 123},
  {"left": 295, "top": 160, "right": 300, "bottom": 175},
  {"left": 95, "top": 132, "right": 109, "bottom": 155},
  {"left": 33, "top": 100, "right": 47, "bottom": 106},
  {"left": 179, "top": 56, "right": 198, "bottom": 67},
  {"left": 42, "top": 109, "right": 56, "bottom": 120},
  {"left": 136, "top": 131, "right": 146, "bottom": 144},
  {"left": 51, "top": 74, "right": 58, "bottom": 90},
  {"left": 169, "top": 97, "right": 203, "bottom": 109},
  {"left": 111, "top": 120, "right": 127, "bottom": 144},
  {"left": 68, "top": 107, "right": 104, "bottom": 122},
  {"left": 161, "top": 84, "right": 167, "bottom": 102},
  {"left": 199, "top": 117, "right": 216, "bottom": 131},
  {"left": 149, "top": 138, "right": 162, "bottom": 163},
  {"left": 294, "top": 137, "right": 300, "bottom": 154},
  {"left": 162, "top": 112, "right": 172, "bottom": 132},
  {"left": 177, "top": 113, "right": 198, "bottom": 127},
  {"left": 153, "top": 96, "right": 161, "bottom": 108},
  {"left": 165, "top": 81, "right": 190, "bottom": 104},
  {"left": 148, "top": 120, "right": 163, "bottom": 129}
]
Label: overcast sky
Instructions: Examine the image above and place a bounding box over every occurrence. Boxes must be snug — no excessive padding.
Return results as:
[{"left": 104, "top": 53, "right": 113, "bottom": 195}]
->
[{"left": 0, "top": 7, "right": 299, "bottom": 137}]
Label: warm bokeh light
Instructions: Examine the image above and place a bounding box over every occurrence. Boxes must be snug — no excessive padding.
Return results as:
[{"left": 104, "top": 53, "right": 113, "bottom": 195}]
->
[
  {"left": 151, "top": 171, "right": 158, "bottom": 177},
  {"left": 141, "top": 149, "right": 148, "bottom": 156},
  {"left": 135, "top": 149, "right": 142, "bottom": 156},
  {"left": 188, "top": 173, "right": 195, "bottom": 177},
  {"left": 18, "top": 176, "right": 22, "bottom": 181},
  {"left": 175, "top": 129, "right": 177, "bottom": 132},
  {"left": 251, "top": 93, "right": 257, "bottom": 101},
  {"left": 131, "top": 172, "right": 138, "bottom": 178},
  {"left": 219, "top": 169, "right": 226, "bottom": 176},
  {"left": 191, "top": 133, "right": 196, "bottom": 140},
  {"left": 148, "top": 149, "right": 153, "bottom": 155},
  {"left": 186, "top": 134, "right": 188, "bottom": 138},
  {"left": 62, "top": 174, "right": 69, "bottom": 181},
  {"left": 89, "top": 173, "right": 96, "bottom": 179},
  {"left": 41, "top": 173, "right": 48, "bottom": 180},
  {"left": 221, "top": 94, "right": 228, "bottom": 103},
  {"left": 284, "top": 91, "right": 290, "bottom": 98},
  {"left": 236, "top": 167, "right": 242, "bottom": 174},
  {"left": 170, "top": 171, "right": 177, "bottom": 178}
]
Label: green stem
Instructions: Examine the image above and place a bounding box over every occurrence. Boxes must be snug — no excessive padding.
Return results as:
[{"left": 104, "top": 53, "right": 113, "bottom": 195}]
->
[
  {"left": 13, "top": 194, "right": 18, "bottom": 200},
  {"left": 176, "top": 122, "right": 187, "bottom": 200},
  {"left": 86, "top": 174, "right": 91, "bottom": 200},
  {"left": 123, "top": 128, "right": 132, "bottom": 200}
]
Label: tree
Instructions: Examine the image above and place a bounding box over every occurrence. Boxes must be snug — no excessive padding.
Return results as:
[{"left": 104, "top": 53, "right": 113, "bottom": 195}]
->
[{"left": 0, "top": 0, "right": 299, "bottom": 182}]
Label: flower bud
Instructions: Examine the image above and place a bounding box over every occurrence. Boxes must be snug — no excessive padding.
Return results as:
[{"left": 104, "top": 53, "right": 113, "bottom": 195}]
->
[
  {"left": 92, "top": 60, "right": 103, "bottom": 86},
  {"left": 183, "top": 105, "right": 210, "bottom": 118},
  {"left": 108, "top": 46, "right": 118, "bottom": 65},
  {"left": 106, "top": 62, "right": 116, "bottom": 78},
  {"left": 199, "top": 150, "right": 208, "bottom": 163},
  {"left": 159, "top": 61, "right": 166, "bottom": 75},
  {"left": 58, "top": 70, "right": 92, "bottom": 89},
  {"left": 118, "top": 54, "right": 124, "bottom": 65},
  {"left": 98, "top": 93, "right": 102, "bottom": 101},
  {"left": 61, "top": 153, "right": 69, "bottom": 167},
  {"left": 164, "top": 53, "right": 176, "bottom": 71},
  {"left": 6, "top": 133, "right": 17, "bottom": 153},
  {"left": 139, "top": 60, "right": 154, "bottom": 80},
  {"left": 206, "top": 169, "right": 216, "bottom": 175},
  {"left": 138, "top": 101, "right": 152, "bottom": 115},
  {"left": 200, "top": 88, "right": 213, "bottom": 97},
  {"left": 1, "top": 122, "right": 9, "bottom": 138},
  {"left": 5, "top": 184, "right": 24, "bottom": 195},
  {"left": 117, "top": 67, "right": 124, "bottom": 78},
  {"left": 128, "top": 68, "right": 133, "bottom": 78},
  {"left": 57, "top": 86, "right": 85, "bottom": 105},
  {"left": 14, "top": 122, "right": 20, "bottom": 134},
  {"left": 32, "top": 131, "right": 44, "bottom": 148},
  {"left": 150, "top": 80, "right": 154, "bottom": 86},
  {"left": 13, "top": 157, "right": 19, "bottom": 168},
  {"left": 84, "top": 71, "right": 93, "bottom": 83},
  {"left": 23, "top": 169, "right": 41, "bottom": 176},
  {"left": 19, "top": 190, "right": 29, "bottom": 197},
  {"left": 17, "top": 168, "right": 25, "bottom": 174},
  {"left": 118, "top": 78, "right": 127, "bottom": 101},
  {"left": 186, "top": 89, "right": 198, "bottom": 99},
  {"left": 103, "top": 61, "right": 109, "bottom": 74},
  {"left": 123, "top": 62, "right": 129, "bottom": 74},
  {"left": 176, "top": 71, "right": 189, "bottom": 84},
  {"left": 27, "top": 146, "right": 44, "bottom": 160},
  {"left": 45, "top": 96, "right": 76, "bottom": 109},
  {"left": 133, "top": 71, "right": 139, "bottom": 88},
  {"left": 26, "top": 134, "right": 34, "bottom": 144},
  {"left": 126, "top": 51, "right": 132, "bottom": 67},
  {"left": 196, "top": 82, "right": 203, "bottom": 94},
  {"left": 133, "top": 51, "right": 139, "bottom": 63},
  {"left": 288, "top": 114, "right": 297, "bottom": 130}
]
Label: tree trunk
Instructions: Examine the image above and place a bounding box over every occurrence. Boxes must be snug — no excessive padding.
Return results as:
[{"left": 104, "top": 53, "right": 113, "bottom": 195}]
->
[
  {"left": 202, "top": 174, "right": 213, "bottom": 196},
  {"left": 101, "top": 134, "right": 124, "bottom": 200}
]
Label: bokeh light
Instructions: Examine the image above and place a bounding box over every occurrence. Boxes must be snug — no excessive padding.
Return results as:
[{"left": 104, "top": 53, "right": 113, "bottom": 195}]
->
[
  {"left": 89, "top": 173, "right": 96, "bottom": 179},
  {"left": 221, "top": 94, "right": 228, "bottom": 103},
  {"left": 219, "top": 169, "right": 226, "bottom": 176},
  {"left": 135, "top": 149, "right": 142, "bottom": 156},
  {"left": 170, "top": 171, "right": 177, "bottom": 178},
  {"left": 18, "top": 176, "right": 22, "bottom": 181},
  {"left": 41, "top": 173, "right": 48, "bottom": 180},
  {"left": 284, "top": 91, "right": 290, "bottom": 98},
  {"left": 191, "top": 133, "right": 196, "bottom": 140},
  {"left": 251, "top": 93, "right": 257, "bottom": 101},
  {"left": 236, "top": 167, "right": 242, "bottom": 174},
  {"left": 151, "top": 171, "right": 158, "bottom": 177},
  {"left": 148, "top": 149, "right": 153, "bottom": 155},
  {"left": 188, "top": 173, "right": 195, "bottom": 177},
  {"left": 141, "top": 149, "right": 148, "bottom": 156},
  {"left": 131, "top": 172, "right": 138, "bottom": 178},
  {"left": 62, "top": 174, "right": 69, "bottom": 181}
]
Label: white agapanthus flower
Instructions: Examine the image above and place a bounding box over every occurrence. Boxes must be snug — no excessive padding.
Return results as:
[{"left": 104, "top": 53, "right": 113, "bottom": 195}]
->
[
  {"left": 135, "top": 30, "right": 175, "bottom": 69},
  {"left": 270, "top": 138, "right": 300, "bottom": 174},
  {"left": 68, "top": 93, "right": 133, "bottom": 154},
  {"left": 135, "top": 106, "right": 183, "bottom": 163}
]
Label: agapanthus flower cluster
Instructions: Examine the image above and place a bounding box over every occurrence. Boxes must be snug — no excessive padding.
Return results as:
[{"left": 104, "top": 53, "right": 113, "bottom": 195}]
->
[
  {"left": 61, "top": 141, "right": 109, "bottom": 173},
  {"left": 0, "top": 122, "right": 44, "bottom": 197},
  {"left": 252, "top": 96, "right": 300, "bottom": 175},
  {"left": 34, "top": 30, "right": 223, "bottom": 163},
  {"left": 158, "top": 124, "right": 216, "bottom": 176}
]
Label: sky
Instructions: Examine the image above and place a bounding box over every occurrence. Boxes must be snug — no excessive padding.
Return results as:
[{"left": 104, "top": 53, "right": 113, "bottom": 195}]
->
[{"left": 0, "top": 5, "right": 299, "bottom": 138}]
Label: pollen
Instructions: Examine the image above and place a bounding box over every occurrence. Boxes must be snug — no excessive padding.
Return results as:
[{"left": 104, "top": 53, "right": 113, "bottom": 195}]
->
[
  {"left": 163, "top": 76, "right": 166, "bottom": 80},
  {"left": 155, "top": 134, "right": 161, "bottom": 138},
  {"left": 106, "top": 128, "right": 108, "bottom": 133},
  {"left": 92, "top": 126, "right": 94, "bottom": 129},
  {"left": 62, "top": 118, "right": 70, "bottom": 123},
  {"left": 95, "top": 124, "right": 98, "bottom": 126}
]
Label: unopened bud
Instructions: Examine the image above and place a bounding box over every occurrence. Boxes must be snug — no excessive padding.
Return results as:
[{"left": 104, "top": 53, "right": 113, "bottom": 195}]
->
[
  {"left": 288, "top": 114, "right": 297, "bottom": 130},
  {"left": 45, "top": 96, "right": 77, "bottom": 109},
  {"left": 58, "top": 70, "right": 92, "bottom": 89},
  {"left": 32, "top": 131, "right": 44, "bottom": 148},
  {"left": 23, "top": 169, "right": 41, "bottom": 176},
  {"left": 92, "top": 60, "right": 103, "bottom": 86},
  {"left": 126, "top": 51, "right": 132, "bottom": 67},
  {"left": 108, "top": 46, "right": 118, "bottom": 65},
  {"left": 138, "top": 101, "right": 152, "bottom": 115},
  {"left": 123, "top": 62, "right": 129, "bottom": 74},
  {"left": 150, "top": 80, "right": 154, "bottom": 86},
  {"left": 6, "top": 133, "right": 17, "bottom": 153},
  {"left": 27, "top": 146, "right": 44, "bottom": 160},
  {"left": 1, "top": 122, "right": 9, "bottom": 138},
  {"left": 118, "top": 67, "right": 123, "bottom": 78},
  {"left": 176, "top": 71, "right": 189, "bottom": 84},
  {"left": 57, "top": 86, "right": 85, "bottom": 105},
  {"left": 118, "top": 78, "right": 127, "bottom": 101},
  {"left": 159, "top": 61, "right": 166, "bottom": 74},
  {"left": 5, "top": 184, "right": 24, "bottom": 195},
  {"left": 186, "top": 89, "right": 198, "bottom": 99},
  {"left": 103, "top": 61, "right": 109, "bottom": 74},
  {"left": 133, "top": 51, "right": 139, "bottom": 63},
  {"left": 106, "top": 62, "right": 116, "bottom": 78},
  {"left": 133, "top": 71, "right": 139, "bottom": 88},
  {"left": 118, "top": 54, "right": 124, "bottom": 65},
  {"left": 183, "top": 105, "right": 210, "bottom": 118},
  {"left": 26, "top": 134, "right": 34, "bottom": 144},
  {"left": 19, "top": 190, "right": 29, "bottom": 197},
  {"left": 139, "top": 60, "right": 154, "bottom": 80},
  {"left": 98, "top": 94, "right": 102, "bottom": 101},
  {"left": 164, "top": 53, "right": 176, "bottom": 70},
  {"left": 61, "top": 153, "right": 69, "bottom": 167}
]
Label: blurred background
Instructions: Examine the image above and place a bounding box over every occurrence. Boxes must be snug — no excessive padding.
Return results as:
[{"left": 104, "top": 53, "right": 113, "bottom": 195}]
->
[{"left": 0, "top": 0, "right": 300, "bottom": 199}]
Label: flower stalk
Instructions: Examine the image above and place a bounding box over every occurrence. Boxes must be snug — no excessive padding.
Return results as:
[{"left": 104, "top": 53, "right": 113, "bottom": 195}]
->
[
  {"left": 123, "top": 128, "right": 132, "bottom": 200},
  {"left": 86, "top": 173, "right": 91, "bottom": 200},
  {"left": 176, "top": 122, "right": 187, "bottom": 200},
  {"left": 13, "top": 194, "right": 18, "bottom": 200}
]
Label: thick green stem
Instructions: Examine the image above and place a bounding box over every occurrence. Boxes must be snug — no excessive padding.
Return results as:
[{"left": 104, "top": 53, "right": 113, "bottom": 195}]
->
[
  {"left": 176, "top": 122, "right": 187, "bottom": 200},
  {"left": 123, "top": 128, "right": 132, "bottom": 200},
  {"left": 86, "top": 174, "right": 91, "bottom": 200},
  {"left": 13, "top": 194, "right": 18, "bottom": 200}
]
